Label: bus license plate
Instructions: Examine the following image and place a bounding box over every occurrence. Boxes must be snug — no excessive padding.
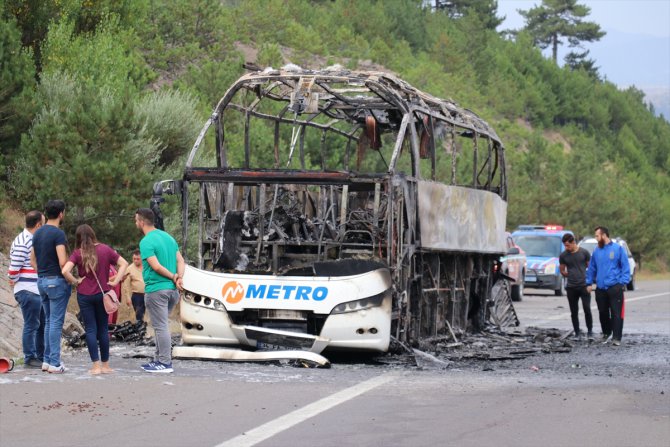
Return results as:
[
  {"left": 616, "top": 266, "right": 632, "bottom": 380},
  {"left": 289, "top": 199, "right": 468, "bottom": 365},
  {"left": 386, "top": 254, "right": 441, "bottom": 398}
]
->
[{"left": 256, "top": 341, "right": 295, "bottom": 351}]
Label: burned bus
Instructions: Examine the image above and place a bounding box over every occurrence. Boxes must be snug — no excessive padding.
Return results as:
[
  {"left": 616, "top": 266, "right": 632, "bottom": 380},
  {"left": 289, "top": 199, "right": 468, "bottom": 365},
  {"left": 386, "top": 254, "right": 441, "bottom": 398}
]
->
[{"left": 153, "top": 66, "right": 516, "bottom": 354}]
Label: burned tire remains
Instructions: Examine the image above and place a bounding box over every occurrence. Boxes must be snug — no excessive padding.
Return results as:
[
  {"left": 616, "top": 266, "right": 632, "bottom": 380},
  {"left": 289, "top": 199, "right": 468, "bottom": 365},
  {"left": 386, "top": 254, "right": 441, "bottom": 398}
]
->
[{"left": 155, "top": 66, "right": 517, "bottom": 352}]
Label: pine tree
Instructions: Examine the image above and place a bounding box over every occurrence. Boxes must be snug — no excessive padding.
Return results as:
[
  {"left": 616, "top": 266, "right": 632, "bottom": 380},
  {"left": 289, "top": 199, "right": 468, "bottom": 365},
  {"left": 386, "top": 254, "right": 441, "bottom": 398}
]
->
[
  {"left": 564, "top": 49, "right": 600, "bottom": 80},
  {"left": 9, "top": 72, "right": 160, "bottom": 247},
  {"left": 437, "top": 0, "right": 504, "bottom": 30},
  {"left": 0, "top": 17, "right": 36, "bottom": 177},
  {"left": 519, "top": 0, "right": 605, "bottom": 64}
]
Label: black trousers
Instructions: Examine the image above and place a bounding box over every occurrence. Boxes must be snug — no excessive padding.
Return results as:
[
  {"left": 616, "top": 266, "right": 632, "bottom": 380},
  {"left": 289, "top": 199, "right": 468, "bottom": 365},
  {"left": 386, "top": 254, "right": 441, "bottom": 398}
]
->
[
  {"left": 595, "top": 285, "right": 625, "bottom": 340},
  {"left": 131, "top": 292, "right": 146, "bottom": 322},
  {"left": 566, "top": 286, "right": 593, "bottom": 335}
]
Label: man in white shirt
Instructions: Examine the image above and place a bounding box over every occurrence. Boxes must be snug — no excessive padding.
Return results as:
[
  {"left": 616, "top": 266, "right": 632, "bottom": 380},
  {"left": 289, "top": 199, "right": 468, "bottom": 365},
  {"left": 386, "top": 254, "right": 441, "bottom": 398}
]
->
[{"left": 8, "top": 211, "right": 45, "bottom": 368}]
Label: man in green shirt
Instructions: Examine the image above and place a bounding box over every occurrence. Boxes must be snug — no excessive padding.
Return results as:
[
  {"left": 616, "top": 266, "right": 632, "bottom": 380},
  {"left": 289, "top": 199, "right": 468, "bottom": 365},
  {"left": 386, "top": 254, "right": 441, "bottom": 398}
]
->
[{"left": 135, "top": 208, "right": 185, "bottom": 373}]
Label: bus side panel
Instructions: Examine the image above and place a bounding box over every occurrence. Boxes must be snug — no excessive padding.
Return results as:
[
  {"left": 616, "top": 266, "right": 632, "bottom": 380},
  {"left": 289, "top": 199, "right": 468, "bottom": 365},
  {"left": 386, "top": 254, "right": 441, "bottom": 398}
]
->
[{"left": 417, "top": 182, "right": 507, "bottom": 253}]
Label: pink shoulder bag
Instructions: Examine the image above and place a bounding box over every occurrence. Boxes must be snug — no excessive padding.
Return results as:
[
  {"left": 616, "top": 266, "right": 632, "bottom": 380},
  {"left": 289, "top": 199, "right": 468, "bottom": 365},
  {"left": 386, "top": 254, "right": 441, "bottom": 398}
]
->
[{"left": 93, "top": 271, "right": 120, "bottom": 315}]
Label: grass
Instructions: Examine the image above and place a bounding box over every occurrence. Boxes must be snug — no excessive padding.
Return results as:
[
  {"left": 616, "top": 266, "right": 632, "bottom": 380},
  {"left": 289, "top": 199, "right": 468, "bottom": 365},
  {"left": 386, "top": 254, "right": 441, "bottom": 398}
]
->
[
  {"left": 637, "top": 270, "right": 670, "bottom": 281},
  {"left": 0, "top": 201, "right": 25, "bottom": 253}
]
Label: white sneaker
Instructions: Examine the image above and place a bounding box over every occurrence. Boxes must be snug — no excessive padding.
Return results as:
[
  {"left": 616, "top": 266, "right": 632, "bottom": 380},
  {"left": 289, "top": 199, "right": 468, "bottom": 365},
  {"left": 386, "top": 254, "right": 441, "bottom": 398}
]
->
[
  {"left": 47, "top": 363, "right": 67, "bottom": 374},
  {"left": 41, "top": 362, "right": 49, "bottom": 372}
]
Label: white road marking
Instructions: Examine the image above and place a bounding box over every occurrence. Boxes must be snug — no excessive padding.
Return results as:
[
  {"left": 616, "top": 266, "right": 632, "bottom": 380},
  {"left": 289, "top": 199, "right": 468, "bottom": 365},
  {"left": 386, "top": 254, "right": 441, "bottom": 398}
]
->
[
  {"left": 214, "top": 373, "right": 397, "bottom": 447},
  {"left": 533, "top": 291, "right": 670, "bottom": 323}
]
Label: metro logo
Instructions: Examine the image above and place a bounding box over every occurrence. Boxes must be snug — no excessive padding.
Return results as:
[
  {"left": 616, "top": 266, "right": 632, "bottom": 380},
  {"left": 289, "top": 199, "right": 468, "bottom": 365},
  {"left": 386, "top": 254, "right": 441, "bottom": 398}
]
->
[
  {"left": 222, "top": 281, "right": 244, "bottom": 304},
  {"left": 220, "top": 281, "right": 329, "bottom": 303}
]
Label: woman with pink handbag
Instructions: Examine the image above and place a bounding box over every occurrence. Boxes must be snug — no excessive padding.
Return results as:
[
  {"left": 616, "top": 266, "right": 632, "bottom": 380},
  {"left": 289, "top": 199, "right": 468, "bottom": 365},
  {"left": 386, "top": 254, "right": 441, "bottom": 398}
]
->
[{"left": 62, "top": 225, "right": 128, "bottom": 375}]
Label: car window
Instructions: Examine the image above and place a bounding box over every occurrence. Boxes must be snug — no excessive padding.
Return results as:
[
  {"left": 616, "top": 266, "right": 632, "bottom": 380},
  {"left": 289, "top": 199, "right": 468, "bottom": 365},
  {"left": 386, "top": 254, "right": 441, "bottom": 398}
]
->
[
  {"left": 513, "top": 235, "right": 561, "bottom": 258},
  {"left": 580, "top": 241, "right": 597, "bottom": 254}
]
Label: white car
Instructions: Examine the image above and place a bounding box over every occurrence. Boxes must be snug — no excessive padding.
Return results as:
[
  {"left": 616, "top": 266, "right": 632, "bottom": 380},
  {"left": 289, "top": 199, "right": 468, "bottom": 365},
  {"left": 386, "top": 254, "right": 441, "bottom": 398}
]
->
[{"left": 578, "top": 237, "right": 636, "bottom": 290}]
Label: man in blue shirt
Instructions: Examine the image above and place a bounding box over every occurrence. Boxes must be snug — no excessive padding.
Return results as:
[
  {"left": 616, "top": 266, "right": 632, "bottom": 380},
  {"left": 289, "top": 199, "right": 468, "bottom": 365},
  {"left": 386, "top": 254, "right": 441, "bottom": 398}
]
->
[{"left": 586, "top": 226, "right": 630, "bottom": 346}]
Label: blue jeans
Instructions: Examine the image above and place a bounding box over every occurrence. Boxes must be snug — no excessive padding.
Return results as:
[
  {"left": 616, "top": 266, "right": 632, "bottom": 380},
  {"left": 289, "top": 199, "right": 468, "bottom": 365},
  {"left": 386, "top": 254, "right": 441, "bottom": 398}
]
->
[
  {"left": 77, "top": 292, "right": 110, "bottom": 362},
  {"left": 14, "top": 290, "right": 45, "bottom": 363},
  {"left": 37, "top": 276, "right": 71, "bottom": 367},
  {"left": 131, "top": 293, "right": 146, "bottom": 322}
]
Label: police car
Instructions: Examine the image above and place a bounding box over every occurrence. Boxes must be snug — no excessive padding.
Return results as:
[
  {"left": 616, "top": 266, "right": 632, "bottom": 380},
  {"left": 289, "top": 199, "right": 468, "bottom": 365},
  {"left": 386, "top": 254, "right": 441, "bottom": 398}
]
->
[{"left": 511, "top": 225, "right": 574, "bottom": 296}]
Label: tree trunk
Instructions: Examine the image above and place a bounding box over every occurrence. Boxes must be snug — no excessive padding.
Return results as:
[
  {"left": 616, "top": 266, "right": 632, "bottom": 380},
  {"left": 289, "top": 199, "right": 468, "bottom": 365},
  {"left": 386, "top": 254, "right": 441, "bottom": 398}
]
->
[{"left": 552, "top": 33, "right": 558, "bottom": 63}]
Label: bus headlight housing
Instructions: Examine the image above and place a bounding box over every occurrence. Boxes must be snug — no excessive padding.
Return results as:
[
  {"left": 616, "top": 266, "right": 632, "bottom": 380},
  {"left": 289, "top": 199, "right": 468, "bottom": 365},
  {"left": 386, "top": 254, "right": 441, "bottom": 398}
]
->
[
  {"left": 331, "top": 290, "right": 387, "bottom": 314},
  {"left": 183, "top": 292, "right": 226, "bottom": 312}
]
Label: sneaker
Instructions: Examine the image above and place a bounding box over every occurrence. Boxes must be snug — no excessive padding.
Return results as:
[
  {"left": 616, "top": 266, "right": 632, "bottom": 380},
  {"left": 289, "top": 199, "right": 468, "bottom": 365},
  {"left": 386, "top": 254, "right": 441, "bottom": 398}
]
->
[
  {"left": 612, "top": 339, "right": 621, "bottom": 346},
  {"left": 601, "top": 333, "right": 612, "bottom": 344},
  {"left": 41, "top": 362, "right": 49, "bottom": 372},
  {"left": 141, "top": 361, "right": 157, "bottom": 369},
  {"left": 25, "top": 358, "right": 43, "bottom": 368},
  {"left": 142, "top": 361, "right": 173, "bottom": 373},
  {"left": 587, "top": 332, "right": 595, "bottom": 341},
  {"left": 571, "top": 333, "right": 583, "bottom": 341},
  {"left": 47, "top": 364, "right": 67, "bottom": 374}
]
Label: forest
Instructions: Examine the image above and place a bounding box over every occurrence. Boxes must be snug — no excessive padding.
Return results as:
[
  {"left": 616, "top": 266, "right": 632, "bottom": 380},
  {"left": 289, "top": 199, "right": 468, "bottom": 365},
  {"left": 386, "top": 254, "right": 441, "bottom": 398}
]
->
[{"left": 1, "top": 0, "right": 668, "bottom": 270}]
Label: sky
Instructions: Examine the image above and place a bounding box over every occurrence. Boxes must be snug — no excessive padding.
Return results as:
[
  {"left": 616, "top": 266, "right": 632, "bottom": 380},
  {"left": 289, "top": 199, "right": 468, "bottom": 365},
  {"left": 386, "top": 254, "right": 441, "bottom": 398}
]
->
[
  {"left": 498, "top": 0, "right": 670, "bottom": 38},
  {"left": 496, "top": 0, "right": 670, "bottom": 116}
]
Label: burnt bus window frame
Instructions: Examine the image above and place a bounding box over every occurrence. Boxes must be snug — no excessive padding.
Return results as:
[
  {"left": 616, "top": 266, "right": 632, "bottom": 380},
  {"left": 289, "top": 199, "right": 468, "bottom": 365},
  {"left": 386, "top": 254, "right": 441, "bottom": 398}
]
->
[
  {"left": 179, "top": 70, "right": 506, "bottom": 272},
  {"left": 165, "top": 68, "right": 516, "bottom": 343}
]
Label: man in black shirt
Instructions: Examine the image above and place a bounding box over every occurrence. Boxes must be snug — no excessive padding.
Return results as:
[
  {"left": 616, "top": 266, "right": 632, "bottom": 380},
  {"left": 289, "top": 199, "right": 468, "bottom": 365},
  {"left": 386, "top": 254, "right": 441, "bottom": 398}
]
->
[
  {"left": 559, "top": 233, "right": 593, "bottom": 340},
  {"left": 31, "top": 200, "right": 71, "bottom": 373}
]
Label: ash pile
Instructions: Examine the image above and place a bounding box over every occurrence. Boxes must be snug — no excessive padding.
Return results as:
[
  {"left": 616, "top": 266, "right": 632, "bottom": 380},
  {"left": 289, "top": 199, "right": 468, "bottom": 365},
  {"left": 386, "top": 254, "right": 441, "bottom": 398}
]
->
[
  {"left": 381, "top": 326, "right": 575, "bottom": 369},
  {"left": 108, "top": 321, "right": 149, "bottom": 343},
  {"left": 425, "top": 326, "right": 574, "bottom": 362},
  {"left": 65, "top": 317, "right": 150, "bottom": 349}
]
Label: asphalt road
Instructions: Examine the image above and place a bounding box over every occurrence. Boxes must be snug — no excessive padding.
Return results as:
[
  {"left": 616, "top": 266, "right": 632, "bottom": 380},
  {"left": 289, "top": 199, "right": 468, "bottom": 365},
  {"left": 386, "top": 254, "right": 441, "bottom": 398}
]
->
[
  {"left": 518, "top": 279, "right": 670, "bottom": 335},
  {"left": 1, "top": 280, "right": 668, "bottom": 447}
]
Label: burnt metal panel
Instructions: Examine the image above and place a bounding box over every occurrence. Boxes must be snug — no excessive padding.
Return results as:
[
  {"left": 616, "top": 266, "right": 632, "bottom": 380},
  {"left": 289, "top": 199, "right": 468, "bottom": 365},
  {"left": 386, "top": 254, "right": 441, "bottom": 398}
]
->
[
  {"left": 185, "top": 168, "right": 353, "bottom": 184},
  {"left": 417, "top": 182, "right": 507, "bottom": 254}
]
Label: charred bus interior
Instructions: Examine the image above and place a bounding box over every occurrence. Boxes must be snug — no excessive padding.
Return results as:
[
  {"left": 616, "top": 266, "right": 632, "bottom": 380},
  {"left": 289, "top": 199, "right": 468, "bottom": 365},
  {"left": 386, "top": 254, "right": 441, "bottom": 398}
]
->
[{"left": 158, "top": 66, "right": 517, "bottom": 348}]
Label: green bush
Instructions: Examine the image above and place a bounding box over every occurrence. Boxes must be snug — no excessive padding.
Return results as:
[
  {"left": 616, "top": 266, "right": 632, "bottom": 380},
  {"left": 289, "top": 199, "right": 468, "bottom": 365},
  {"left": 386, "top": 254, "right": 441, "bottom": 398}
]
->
[
  {"left": 134, "top": 90, "right": 201, "bottom": 167},
  {"left": 9, "top": 72, "right": 160, "bottom": 249}
]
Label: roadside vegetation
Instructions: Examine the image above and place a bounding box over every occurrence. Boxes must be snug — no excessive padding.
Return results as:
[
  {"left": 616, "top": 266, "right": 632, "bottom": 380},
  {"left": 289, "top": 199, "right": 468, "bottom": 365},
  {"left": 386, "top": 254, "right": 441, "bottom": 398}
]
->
[{"left": 1, "top": 0, "right": 668, "bottom": 271}]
